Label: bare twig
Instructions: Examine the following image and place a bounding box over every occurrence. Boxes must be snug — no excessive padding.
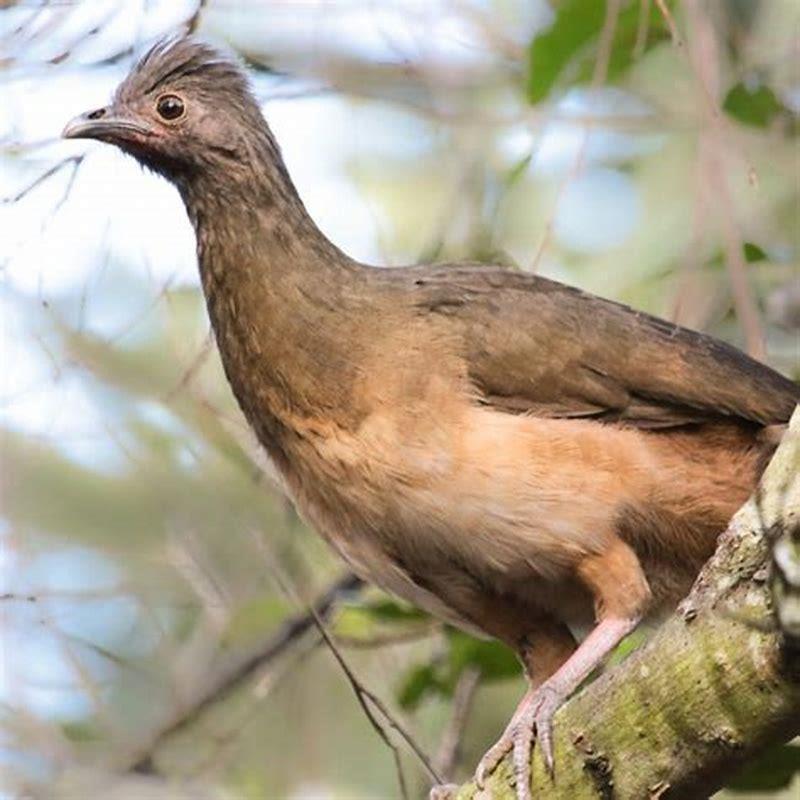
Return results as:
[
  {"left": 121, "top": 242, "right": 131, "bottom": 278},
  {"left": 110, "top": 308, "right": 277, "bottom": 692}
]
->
[
  {"left": 306, "top": 598, "right": 444, "bottom": 797},
  {"left": 529, "top": 138, "right": 589, "bottom": 274},
  {"left": 434, "top": 666, "right": 481, "bottom": 782},
  {"left": 654, "top": 0, "right": 684, "bottom": 48},
  {"left": 163, "top": 330, "right": 215, "bottom": 402},
  {"left": 592, "top": 0, "right": 622, "bottom": 87},
  {"left": 185, "top": 0, "right": 208, "bottom": 35},
  {"left": 309, "top": 603, "right": 412, "bottom": 800},
  {"left": 685, "top": 0, "right": 766, "bottom": 359},
  {"left": 127, "top": 572, "right": 361, "bottom": 775},
  {"left": 1, "top": 154, "right": 84, "bottom": 207},
  {"left": 632, "top": 0, "right": 652, "bottom": 60},
  {"left": 530, "top": 0, "right": 622, "bottom": 273},
  {"left": 251, "top": 531, "right": 442, "bottom": 793}
]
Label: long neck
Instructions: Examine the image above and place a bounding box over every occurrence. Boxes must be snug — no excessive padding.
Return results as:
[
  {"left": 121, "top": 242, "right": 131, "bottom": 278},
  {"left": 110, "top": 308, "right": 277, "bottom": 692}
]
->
[{"left": 175, "top": 126, "right": 367, "bottom": 455}]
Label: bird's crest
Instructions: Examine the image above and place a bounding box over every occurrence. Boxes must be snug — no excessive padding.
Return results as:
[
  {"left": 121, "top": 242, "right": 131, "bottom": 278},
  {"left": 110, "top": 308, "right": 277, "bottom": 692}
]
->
[{"left": 116, "top": 36, "right": 251, "bottom": 103}]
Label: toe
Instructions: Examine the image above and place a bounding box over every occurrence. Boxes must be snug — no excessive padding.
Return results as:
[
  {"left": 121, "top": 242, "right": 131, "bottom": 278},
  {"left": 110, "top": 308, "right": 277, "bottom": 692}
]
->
[
  {"left": 511, "top": 720, "right": 534, "bottom": 800},
  {"left": 533, "top": 700, "right": 558, "bottom": 775},
  {"left": 475, "top": 735, "right": 513, "bottom": 788},
  {"left": 429, "top": 783, "right": 459, "bottom": 800}
]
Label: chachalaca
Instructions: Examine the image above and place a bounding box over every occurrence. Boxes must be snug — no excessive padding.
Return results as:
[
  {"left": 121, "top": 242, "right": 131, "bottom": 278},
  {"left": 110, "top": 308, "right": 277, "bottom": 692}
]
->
[{"left": 63, "top": 38, "right": 800, "bottom": 799}]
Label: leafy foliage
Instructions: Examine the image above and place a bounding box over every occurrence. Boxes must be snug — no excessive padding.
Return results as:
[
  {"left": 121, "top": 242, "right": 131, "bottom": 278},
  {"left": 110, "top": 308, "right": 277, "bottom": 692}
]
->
[
  {"left": 723, "top": 82, "right": 790, "bottom": 129},
  {"left": 527, "top": 0, "right": 673, "bottom": 103},
  {"left": 397, "top": 629, "right": 518, "bottom": 710}
]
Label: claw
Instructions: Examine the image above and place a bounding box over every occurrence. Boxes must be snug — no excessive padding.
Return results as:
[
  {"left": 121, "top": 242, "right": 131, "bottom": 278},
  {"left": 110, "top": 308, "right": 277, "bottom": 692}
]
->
[
  {"left": 532, "top": 688, "right": 559, "bottom": 776},
  {"left": 475, "top": 733, "right": 512, "bottom": 788},
  {"left": 473, "top": 684, "right": 562, "bottom": 800}
]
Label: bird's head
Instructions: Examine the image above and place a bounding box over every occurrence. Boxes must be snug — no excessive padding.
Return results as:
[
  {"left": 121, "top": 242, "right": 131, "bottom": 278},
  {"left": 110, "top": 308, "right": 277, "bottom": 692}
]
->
[{"left": 63, "top": 37, "right": 266, "bottom": 182}]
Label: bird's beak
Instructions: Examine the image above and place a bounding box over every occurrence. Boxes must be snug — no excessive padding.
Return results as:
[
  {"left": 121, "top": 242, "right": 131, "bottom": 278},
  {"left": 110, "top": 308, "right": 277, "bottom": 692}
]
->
[{"left": 62, "top": 107, "right": 154, "bottom": 143}]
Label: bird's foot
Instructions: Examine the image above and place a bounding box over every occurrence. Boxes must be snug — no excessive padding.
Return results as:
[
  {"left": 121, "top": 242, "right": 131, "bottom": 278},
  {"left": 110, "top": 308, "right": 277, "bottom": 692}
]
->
[{"left": 474, "top": 684, "right": 562, "bottom": 800}]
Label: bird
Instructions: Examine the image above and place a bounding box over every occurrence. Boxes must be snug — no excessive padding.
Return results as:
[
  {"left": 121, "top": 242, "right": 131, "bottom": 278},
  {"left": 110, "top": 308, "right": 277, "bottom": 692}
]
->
[{"left": 63, "top": 37, "right": 799, "bottom": 799}]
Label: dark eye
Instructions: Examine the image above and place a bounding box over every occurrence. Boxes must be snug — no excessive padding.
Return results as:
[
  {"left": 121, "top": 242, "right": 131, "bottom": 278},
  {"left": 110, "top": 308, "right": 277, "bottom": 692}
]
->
[{"left": 156, "top": 94, "right": 184, "bottom": 120}]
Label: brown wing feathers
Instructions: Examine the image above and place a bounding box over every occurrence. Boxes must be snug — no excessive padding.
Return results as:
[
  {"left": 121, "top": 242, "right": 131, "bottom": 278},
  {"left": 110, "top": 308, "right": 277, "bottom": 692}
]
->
[{"left": 400, "top": 265, "right": 799, "bottom": 428}]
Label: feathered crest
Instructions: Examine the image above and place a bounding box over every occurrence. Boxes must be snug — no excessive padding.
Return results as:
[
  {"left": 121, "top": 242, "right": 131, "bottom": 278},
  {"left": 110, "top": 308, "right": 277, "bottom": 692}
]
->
[{"left": 116, "top": 36, "right": 252, "bottom": 103}]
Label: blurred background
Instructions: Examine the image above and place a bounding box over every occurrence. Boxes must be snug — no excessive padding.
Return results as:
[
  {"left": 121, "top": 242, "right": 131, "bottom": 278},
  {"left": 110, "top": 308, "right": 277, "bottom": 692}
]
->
[{"left": 1, "top": 1, "right": 798, "bottom": 798}]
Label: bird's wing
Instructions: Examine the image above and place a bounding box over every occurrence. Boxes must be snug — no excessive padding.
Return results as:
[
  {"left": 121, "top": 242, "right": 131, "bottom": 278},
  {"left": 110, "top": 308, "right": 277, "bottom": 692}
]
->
[{"left": 394, "top": 264, "right": 798, "bottom": 428}]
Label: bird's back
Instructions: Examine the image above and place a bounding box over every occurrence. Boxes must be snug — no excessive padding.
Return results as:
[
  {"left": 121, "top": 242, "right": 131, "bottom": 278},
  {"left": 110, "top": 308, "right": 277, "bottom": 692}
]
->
[{"left": 370, "top": 263, "right": 798, "bottom": 430}]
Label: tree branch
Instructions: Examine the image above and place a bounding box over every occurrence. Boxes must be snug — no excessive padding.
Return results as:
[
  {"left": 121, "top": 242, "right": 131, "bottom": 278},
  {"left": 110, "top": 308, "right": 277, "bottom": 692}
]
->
[
  {"left": 127, "top": 572, "right": 361, "bottom": 775},
  {"left": 456, "top": 408, "right": 800, "bottom": 799}
]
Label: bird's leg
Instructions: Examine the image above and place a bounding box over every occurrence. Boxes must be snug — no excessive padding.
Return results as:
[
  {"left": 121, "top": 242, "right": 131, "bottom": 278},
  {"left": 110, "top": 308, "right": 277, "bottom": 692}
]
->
[
  {"left": 476, "top": 539, "right": 651, "bottom": 800},
  {"left": 474, "top": 618, "right": 576, "bottom": 795},
  {"left": 474, "top": 619, "right": 638, "bottom": 799}
]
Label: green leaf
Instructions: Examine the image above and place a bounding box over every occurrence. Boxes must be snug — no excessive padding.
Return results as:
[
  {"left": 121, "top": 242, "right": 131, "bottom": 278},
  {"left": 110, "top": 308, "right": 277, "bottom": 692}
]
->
[
  {"left": 526, "top": 0, "right": 673, "bottom": 103},
  {"left": 724, "top": 744, "right": 800, "bottom": 792},
  {"left": 528, "top": 0, "right": 606, "bottom": 103},
  {"left": 505, "top": 154, "right": 533, "bottom": 188},
  {"left": 359, "top": 598, "right": 428, "bottom": 622},
  {"left": 446, "top": 630, "right": 519, "bottom": 682},
  {"left": 723, "top": 82, "right": 784, "bottom": 128},
  {"left": 397, "top": 663, "right": 448, "bottom": 710},
  {"left": 743, "top": 242, "right": 768, "bottom": 263},
  {"left": 394, "top": 630, "right": 519, "bottom": 710},
  {"left": 61, "top": 721, "right": 102, "bottom": 742}
]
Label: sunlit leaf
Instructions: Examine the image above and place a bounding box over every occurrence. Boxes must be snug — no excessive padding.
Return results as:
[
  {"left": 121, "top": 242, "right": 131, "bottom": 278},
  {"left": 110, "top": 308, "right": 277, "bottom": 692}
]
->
[
  {"left": 527, "top": 0, "right": 673, "bottom": 103},
  {"left": 358, "top": 598, "right": 428, "bottom": 622}
]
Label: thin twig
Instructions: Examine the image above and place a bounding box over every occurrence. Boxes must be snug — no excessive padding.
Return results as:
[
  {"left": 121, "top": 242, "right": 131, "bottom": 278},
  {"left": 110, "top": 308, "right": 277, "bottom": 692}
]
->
[
  {"left": 306, "top": 597, "right": 444, "bottom": 794},
  {"left": 1, "top": 155, "right": 84, "bottom": 206},
  {"left": 531, "top": 0, "right": 620, "bottom": 272},
  {"left": 684, "top": 0, "right": 766, "bottom": 359},
  {"left": 185, "top": 0, "right": 208, "bottom": 34},
  {"left": 592, "top": 0, "right": 622, "bottom": 87},
  {"left": 163, "top": 330, "right": 214, "bottom": 402},
  {"left": 253, "top": 535, "right": 442, "bottom": 791},
  {"left": 654, "top": 0, "right": 684, "bottom": 48},
  {"left": 434, "top": 666, "right": 481, "bottom": 782},
  {"left": 127, "top": 572, "right": 361, "bottom": 774},
  {"left": 256, "top": 546, "right": 445, "bottom": 791},
  {"left": 633, "top": 0, "right": 652, "bottom": 60},
  {"left": 310, "top": 604, "right": 411, "bottom": 800},
  {"left": 529, "top": 134, "right": 589, "bottom": 273}
]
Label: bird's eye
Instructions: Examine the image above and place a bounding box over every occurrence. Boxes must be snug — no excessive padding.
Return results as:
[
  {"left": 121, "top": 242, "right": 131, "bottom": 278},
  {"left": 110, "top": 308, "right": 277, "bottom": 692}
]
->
[{"left": 156, "top": 94, "right": 185, "bottom": 121}]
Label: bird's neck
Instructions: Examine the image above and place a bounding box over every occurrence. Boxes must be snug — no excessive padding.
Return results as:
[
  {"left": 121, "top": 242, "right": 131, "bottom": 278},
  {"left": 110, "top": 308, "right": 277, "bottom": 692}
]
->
[{"left": 176, "top": 133, "right": 366, "bottom": 461}]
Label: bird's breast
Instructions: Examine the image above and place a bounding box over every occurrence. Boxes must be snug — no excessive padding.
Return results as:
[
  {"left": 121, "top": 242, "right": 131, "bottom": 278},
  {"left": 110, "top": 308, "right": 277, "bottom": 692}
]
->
[{"left": 272, "top": 403, "right": 662, "bottom": 637}]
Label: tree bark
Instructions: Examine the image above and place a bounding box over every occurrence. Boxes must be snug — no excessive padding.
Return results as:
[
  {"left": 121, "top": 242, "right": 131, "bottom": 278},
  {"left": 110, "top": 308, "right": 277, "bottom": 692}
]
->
[{"left": 457, "top": 408, "right": 800, "bottom": 800}]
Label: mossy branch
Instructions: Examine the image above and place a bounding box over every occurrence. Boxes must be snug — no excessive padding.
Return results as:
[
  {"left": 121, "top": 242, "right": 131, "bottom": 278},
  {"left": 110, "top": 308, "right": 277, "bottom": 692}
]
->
[{"left": 457, "top": 407, "right": 800, "bottom": 800}]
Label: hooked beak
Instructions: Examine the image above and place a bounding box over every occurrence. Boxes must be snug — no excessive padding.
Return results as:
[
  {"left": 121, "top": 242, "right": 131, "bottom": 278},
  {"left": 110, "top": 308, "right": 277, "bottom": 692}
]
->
[{"left": 62, "top": 107, "right": 155, "bottom": 143}]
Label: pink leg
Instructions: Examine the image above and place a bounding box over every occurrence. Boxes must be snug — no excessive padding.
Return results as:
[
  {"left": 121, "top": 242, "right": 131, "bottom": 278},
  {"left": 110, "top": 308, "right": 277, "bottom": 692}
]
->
[
  {"left": 476, "top": 539, "right": 651, "bottom": 800},
  {"left": 475, "top": 615, "right": 640, "bottom": 800},
  {"left": 525, "top": 615, "right": 640, "bottom": 773}
]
